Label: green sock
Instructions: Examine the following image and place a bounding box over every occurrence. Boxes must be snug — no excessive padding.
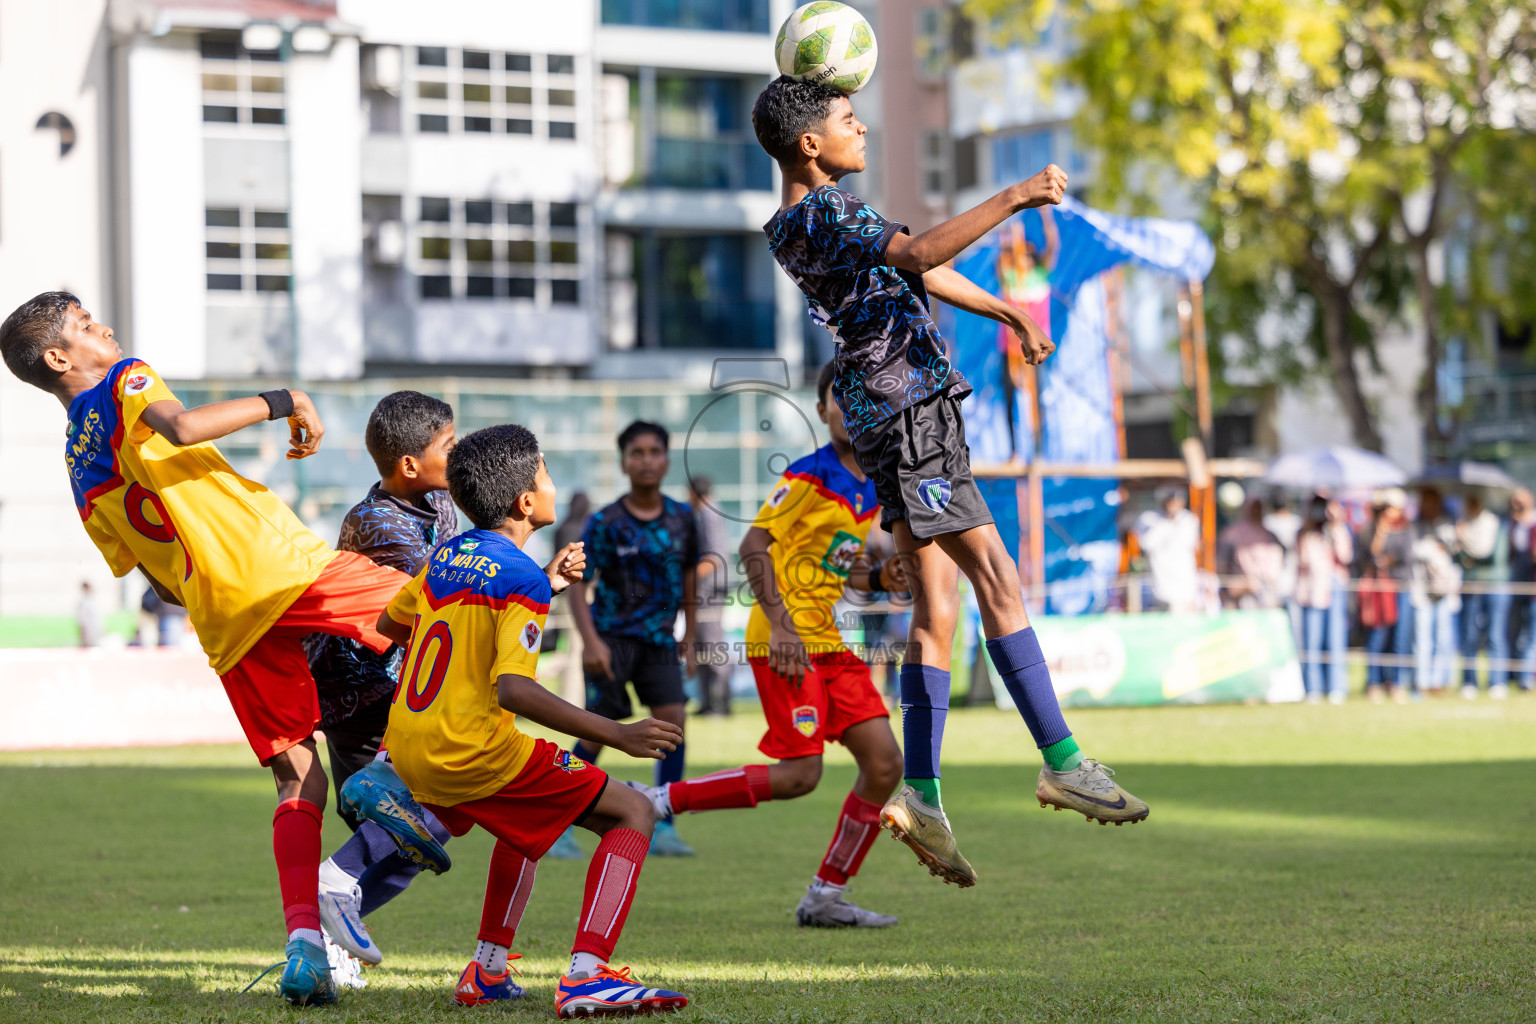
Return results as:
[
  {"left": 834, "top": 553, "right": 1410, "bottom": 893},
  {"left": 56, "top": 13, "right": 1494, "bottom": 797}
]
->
[
  {"left": 1041, "top": 737, "right": 1084, "bottom": 772},
  {"left": 907, "top": 777, "right": 943, "bottom": 808}
]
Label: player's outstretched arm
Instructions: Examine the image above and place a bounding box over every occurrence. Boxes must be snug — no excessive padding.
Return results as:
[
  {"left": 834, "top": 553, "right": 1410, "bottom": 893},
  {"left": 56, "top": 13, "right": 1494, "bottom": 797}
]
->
[
  {"left": 139, "top": 388, "right": 324, "bottom": 459},
  {"left": 886, "top": 164, "right": 1067, "bottom": 275},
  {"left": 496, "top": 673, "right": 682, "bottom": 759},
  {"left": 924, "top": 265, "right": 1056, "bottom": 365}
]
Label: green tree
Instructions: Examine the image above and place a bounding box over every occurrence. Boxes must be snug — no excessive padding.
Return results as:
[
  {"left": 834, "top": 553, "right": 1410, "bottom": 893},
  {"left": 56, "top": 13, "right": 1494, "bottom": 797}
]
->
[{"left": 971, "top": 0, "right": 1536, "bottom": 451}]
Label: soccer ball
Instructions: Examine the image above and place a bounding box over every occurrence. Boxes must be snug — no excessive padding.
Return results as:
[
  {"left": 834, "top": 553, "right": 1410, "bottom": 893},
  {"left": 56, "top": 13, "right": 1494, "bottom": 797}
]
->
[{"left": 775, "top": 2, "right": 878, "bottom": 95}]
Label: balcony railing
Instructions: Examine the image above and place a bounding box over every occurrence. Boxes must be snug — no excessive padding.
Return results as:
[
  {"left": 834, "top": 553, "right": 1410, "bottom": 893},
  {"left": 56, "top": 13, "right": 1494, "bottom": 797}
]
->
[
  {"left": 601, "top": 0, "right": 770, "bottom": 33},
  {"left": 651, "top": 137, "right": 772, "bottom": 191}
]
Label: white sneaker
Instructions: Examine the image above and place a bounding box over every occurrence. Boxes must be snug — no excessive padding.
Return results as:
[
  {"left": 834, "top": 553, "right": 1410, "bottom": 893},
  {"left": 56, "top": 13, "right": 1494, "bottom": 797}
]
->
[
  {"left": 1489, "top": 683, "right": 1510, "bottom": 700},
  {"left": 622, "top": 780, "right": 673, "bottom": 821},
  {"left": 795, "top": 883, "right": 897, "bottom": 928},
  {"left": 318, "top": 883, "right": 381, "bottom": 965},
  {"left": 323, "top": 930, "right": 368, "bottom": 989}
]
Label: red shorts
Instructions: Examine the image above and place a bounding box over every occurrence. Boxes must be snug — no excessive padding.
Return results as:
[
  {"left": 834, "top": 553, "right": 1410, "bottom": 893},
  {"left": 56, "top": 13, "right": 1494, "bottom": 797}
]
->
[
  {"left": 754, "top": 648, "right": 890, "bottom": 760},
  {"left": 423, "top": 739, "right": 610, "bottom": 861},
  {"left": 219, "top": 550, "right": 411, "bottom": 764}
]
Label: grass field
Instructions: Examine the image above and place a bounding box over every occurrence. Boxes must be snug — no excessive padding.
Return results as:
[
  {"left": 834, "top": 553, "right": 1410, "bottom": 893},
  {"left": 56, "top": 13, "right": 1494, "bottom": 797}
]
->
[{"left": 3, "top": 699, "right": 1535, "bottom": 1023}]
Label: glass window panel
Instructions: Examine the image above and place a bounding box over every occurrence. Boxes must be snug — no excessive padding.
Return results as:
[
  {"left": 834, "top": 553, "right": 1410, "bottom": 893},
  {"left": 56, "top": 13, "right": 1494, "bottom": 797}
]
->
[
  {"left": 465, "top": 200, "right": 494, "bottom": 224},
  {"left": 255, "top": 275, "right": 290, "bottom": 291},
  {"left": 549, "top": 202, "right": 578, "bottom": 227},
  {"left": 549, "top": 241, "right": 579, "bottom": 264},
  {"left": 420, "top": 197, "right": 451, "bottom": 221},
  {"left": 205, "top": 208, "right": 240, "bottom": 227},
  {"left": 506, "top": 118, "right": 533, "bottom": 134},
  {"left": 206, "top": 273, "right": 243, "bottom": 290},
  {"left": 199, "top": 35, "right": 239, "bottom": 60},
  {"left": 548, "top": 121, "right": 576, "bottom": 139},
  {"left": 465, "top": 238, "right": 494, "bottom": 263},
  {"left": 506, "top": 53, "right": 532, "bottom": 72},
  {"left": 250, "top": 76, "right": 284, "bottom": 93},
  {"left": 464, "top": 115, "right": 492, "bottom": 133},
  {"left": 463, "top": 83, "right": 491, "bottom": 103},
  {"left": 549, "top": 89, "right": 576, "bottom": 107},
  {"left": 201, "top": 73, "right": 238, "bottom": 92},
  {"left": 505, "top": 85, "right": 533, "bottom": 104},
  {"left": 506, "top": 239, "right": 536, "bottom": 263},
  {"left": 466, "top": 275, "right": 496, "bottom": 297},
  {"left": 551, "top": 279, "right": 580, "bottom": 304},
  {"left": 547, "top": 54, "right": 574, "bottom": 74},
  {"left": 418, "top": 113, "right": 449, "bottom": 132},
  {"left": 205, "top": 241, "right": 242, "bottom": 260},
  {"left": 420, "top": 275, "right": 453, "bottom": 298},
  {"left": 507, "top": 276, "right": 536, "bottom": 299},
  {"left": 251, "top": 107, "right": 285, "bottom": 125},
  {"left": 254, "top": 210, "right": 288, "bottom": 228},
  {"left": 506, "top": 203, "right": 534, "bottom": 226},
  {"left": 463, "top": 50, "right": 491, "bottom": 70},
  {"left": 255, "top": 242, "right": 290, "bottom": 260},
  {"left": 417, "top": 80, "right": 448, "bottom": 99},
  {"left": 202, "top": 105, "right": 238, "bottom": 123},
  {"left": 417, "top": 46, "right": 448, "bottom": 66},
  {"left": 420, "top": 236, "right": 452, "bottom": 260}
]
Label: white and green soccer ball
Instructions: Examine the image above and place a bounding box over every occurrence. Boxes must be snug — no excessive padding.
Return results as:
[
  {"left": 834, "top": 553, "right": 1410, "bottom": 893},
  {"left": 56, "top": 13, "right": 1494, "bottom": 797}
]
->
[{"left": 775, "top": 2, "right": 878, "bottom": 95}]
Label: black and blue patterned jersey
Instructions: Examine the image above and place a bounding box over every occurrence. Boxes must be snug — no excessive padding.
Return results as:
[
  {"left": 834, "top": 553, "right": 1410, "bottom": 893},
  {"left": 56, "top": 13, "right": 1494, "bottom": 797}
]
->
[
  {"left": 581, "top": 495, "right": 699, "bottom": 647},
  {"left": 764, "top": 184, "right": 968, "bottom": 442},
  {"left": 304, "top": 485, "right": 459, "bottom": 728}
]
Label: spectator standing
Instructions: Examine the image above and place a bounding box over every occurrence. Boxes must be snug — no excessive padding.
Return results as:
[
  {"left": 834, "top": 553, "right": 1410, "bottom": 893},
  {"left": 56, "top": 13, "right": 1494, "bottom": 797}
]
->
[
  {"left": 1358, "top": 489, "right": 1414, "bottom": 701},
  {"left": 141, "top": 584, "right": 189, "bottom": 647},
  {"left": 1509, "top": 487, "right": 1536, "bottom": 691},
  {"left": 1295, "top": 495, "right": 1353, "bottom": 703},
  {"left": 1409, "top": 488, "right": 1461, "bottom": 695},
  {"left": 1264, "top": 490, "right": 1304, "bottom": 646},
  {"left": 1217, "top": 498, "right": 1286, "bottom": 609},
  {"left": 1133, "top": 488, "right": 1201, "bottom": 613},
  {"left": 76, "top": 580, "right": 102, "bottom": 648},
  {"left": 688, "top": 476, "right": 733, "bottom": 715},
  {"left": 1455, "top": 493, "right": 1511, "bottom": 698}
]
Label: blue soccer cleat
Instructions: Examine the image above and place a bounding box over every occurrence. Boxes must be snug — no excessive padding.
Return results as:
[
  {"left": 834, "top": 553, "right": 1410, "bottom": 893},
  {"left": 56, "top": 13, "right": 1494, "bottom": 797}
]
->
[
  {"left": 339, "top": 760, "right": 451, "bottom": 874},
  {"left": 546, "top": 825, "right": 584, "bottom": 860},
  {"left": 453, "top": 958, "right": 525, "bottom": 1006},
  {"left": 649, "top": 819, "right": 695, "bottom": 857},
  {"left": 555, "top": 965, "right": 687, "bottom": 1018},
  {"left": 280, "top": 937, "right": 339, "bottom": 1006}
]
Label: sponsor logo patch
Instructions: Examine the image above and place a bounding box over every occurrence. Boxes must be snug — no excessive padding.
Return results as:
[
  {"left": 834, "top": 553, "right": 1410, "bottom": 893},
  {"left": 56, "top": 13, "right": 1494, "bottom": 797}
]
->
[
  {"left": 521, "top": 620, "right": 542, "bottom": 652},
  {"left": 552, "top": 750, "right": 587, "bottom": 773},
  {"left": 820, "top": 530, "right": 863, "bottom": 578},
  {"left": 459, "top": 539, "right": 480, "bottom": 552},
  {"left": 792, "top": 704, "right": 819, "bottom": 738},
  {"left": 917, "top": 477, "right": 952, "bottom": 514},
  {"left": 124, "top": 373, "right": 152, "bottom": 395},
  {"left": 767, "top": 483, "right": 792, "bottom": 508}
]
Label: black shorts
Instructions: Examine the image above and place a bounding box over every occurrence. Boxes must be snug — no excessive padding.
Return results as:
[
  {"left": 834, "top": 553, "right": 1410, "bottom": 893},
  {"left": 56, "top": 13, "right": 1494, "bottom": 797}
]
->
[
  {"left": 585, "top": 637, "right": 686, "bottom": 720},
  {"left": 852, "top": 388, "right": 995, "bottom": 540},
  {"left": 320, "top": 718, "right": 386, "bottom": 832}
]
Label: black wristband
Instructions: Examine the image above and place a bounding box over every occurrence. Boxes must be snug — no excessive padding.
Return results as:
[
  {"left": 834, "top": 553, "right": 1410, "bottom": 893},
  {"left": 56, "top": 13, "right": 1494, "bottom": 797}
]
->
[{"left": 259, "top": 389, "right": 294, "bottom": 421}]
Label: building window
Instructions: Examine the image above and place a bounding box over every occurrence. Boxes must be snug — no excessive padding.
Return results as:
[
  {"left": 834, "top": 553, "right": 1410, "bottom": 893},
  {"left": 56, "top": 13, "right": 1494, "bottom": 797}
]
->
[
  {"left": 991, "top": 128, "right": 1062, "bottom": 186},
  {"left": 409, "top": 48, "right": 579, "bottom": 138},
  {"left": 600, "top": 0, "right": 769, "bottom": 33},
  {"left": 413, "top": 198, "right": 584, "bottom": 303},
  {"left": 200, "top": 33, "right": 286, "bottom": 126},
  {"left": 921, "top": 131, "right": 949, "bottom": 197},
  {"left": 621, "top": 229, "right": 775, "bottom": 349},
  {"left": 205, "top": 205, "right": 291, "bottom": 292},
  {"left": 620, "top": 71, "right": 771, "bottom": 191}
]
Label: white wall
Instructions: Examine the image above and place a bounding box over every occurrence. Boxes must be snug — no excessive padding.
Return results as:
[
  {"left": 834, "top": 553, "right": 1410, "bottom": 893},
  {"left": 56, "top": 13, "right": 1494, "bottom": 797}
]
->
[{"left": 126, "top": 35, "right": 206, "bottom": 377}]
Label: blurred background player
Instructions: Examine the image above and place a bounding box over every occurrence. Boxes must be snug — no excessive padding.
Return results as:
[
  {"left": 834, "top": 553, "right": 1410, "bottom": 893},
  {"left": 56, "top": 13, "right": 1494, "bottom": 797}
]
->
[
  {"left": 629, "top": 361, "right": 906, "bottom": 927},
  {"left": 376, "top": 424, "right": 688, "bottom": 1017},
  {"left": 305, "top": 390, "right": 459, "bottom": 975},
  {"left": 753, "top": 78, "right": 1148, "bottom": 887},
  {"left": 0, "top": 292, "right": 412, "bottom": 1005},
  {"left": 564, "top": 420, "right": 700, "bottom": 857},
  {"left": 688, "top": 475, "right": 733, "bottom": 716}
]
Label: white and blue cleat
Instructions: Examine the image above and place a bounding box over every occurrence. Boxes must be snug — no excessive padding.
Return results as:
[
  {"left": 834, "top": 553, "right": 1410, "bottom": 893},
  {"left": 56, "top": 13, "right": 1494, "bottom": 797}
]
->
[
  {"left": 555, "top": 965, "right": 687, "bottom": 1018},
  {"left": 339, "top": 760, "right": 451, "bottom": 874}
]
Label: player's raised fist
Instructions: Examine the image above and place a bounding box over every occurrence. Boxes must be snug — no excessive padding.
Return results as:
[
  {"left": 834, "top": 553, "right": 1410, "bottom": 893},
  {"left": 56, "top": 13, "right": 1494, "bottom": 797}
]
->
[
  {"left": 544, "top": 542, "right": 586, "bottom": 593},
  {"left": 286, "top": 389, "right": 325, "bottom": 460},
  {"left": 614, "top": 718, "right": 684, "bottom": 760},
  {"left": 1018, "top": 164, "right": 1068, "bottom": 209}
]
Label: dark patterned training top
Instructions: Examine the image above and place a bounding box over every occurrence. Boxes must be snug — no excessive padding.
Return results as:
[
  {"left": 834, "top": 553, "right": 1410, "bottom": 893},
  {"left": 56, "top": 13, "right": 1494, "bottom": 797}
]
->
[
  {"left": 581, "top": 495, "right": 699, "bottom": 647},
  {"left": 764, "top": 184, "right": 968, "bottom": 441},
  {"left": 304, "top": 485, "right": 459, "bottom": 729}
]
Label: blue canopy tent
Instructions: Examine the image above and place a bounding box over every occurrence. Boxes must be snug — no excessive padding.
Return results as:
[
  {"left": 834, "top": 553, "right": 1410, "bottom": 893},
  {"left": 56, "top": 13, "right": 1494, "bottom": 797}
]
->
[{"left": 940, "top": 197, "right": 1216, "bottom": 614}]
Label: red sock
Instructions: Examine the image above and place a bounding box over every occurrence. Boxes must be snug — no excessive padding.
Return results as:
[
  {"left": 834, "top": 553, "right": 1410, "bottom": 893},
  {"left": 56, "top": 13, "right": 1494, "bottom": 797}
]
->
[
  {"left": 478, "top": 840, "right": 538, "bottom": 948},
  {"left": 667, "top": 764, "right": 773, "bottom": 814},
  {"left": 815, "top": 791, "right": 883, "bottom": 886},
  {"left": 572, "top": 828, "right": 649, "bottom": 961},
  {"left": 272, "top": 798, "right": 324, "bottom": 935}
]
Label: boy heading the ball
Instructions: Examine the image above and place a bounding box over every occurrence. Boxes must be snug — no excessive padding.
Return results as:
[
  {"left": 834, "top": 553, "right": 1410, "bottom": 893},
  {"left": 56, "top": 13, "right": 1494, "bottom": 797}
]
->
[
  {"left": 376, "top": 424, "right": 688, "bottom": 1017},
  {"left": 629, "top": 361, "right": 906, "bottom": 926},
  {"left": 752, "top": 77, "right": 1148, "bottom": 886},
  {"left": 0, "top": 292, "right": 412, "bottom": 1004}
]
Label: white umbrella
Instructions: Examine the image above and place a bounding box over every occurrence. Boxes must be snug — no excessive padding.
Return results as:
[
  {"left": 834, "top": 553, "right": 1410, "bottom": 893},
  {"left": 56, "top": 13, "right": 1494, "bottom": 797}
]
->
[
  {"left": 1414, "top": 461, "right": 1524, "bottom": 491},
  {"left": 1264, "top": 445, "right": 1408, "bottom": 490}
]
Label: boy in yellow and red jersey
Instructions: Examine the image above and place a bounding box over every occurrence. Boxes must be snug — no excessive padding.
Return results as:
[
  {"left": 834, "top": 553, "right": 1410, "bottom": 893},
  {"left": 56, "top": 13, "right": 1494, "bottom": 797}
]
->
[
  {"left": 376, "top": 423, "right": 689, "bottom": 1017},
  {"left": 628, "top": 363, "right": 909, "bottom": 927},
  {"left": 0, "top": 292, "right": 419, "bottom": 1006}
]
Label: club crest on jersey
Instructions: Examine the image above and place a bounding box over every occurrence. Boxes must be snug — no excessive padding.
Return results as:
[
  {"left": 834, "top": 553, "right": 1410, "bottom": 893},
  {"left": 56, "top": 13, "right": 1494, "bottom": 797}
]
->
[
  {"left": 552, "top": 750, "right": 587, "bottom": 773},
  {"left": 521, "top": 620, "right": 542, "bottom": 652},
  {"left": 459, "top": 539, "right": 480, "bottom": 553},
  {"left": 792, "top": 705, "right": 819, "bottom": 738},
  {"left": 918, "top": 477, "right": 952, "bottom": 513},
  {"left": 767, "top": 483, "right": 792, "bottom": 508},
  {"left": 821, "top": 530, "right": 862, "bottom": 578},
  {"left": 124, "top": 373, "right": 152, "bottom": 395},
  {"left": 854, "top": 492, "right": 864, "bottom": 514}
]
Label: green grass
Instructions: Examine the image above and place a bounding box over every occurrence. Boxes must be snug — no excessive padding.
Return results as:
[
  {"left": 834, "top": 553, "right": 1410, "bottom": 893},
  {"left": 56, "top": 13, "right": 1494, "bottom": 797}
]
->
[{"left": 3, "top": 699, "right": 1535, "bottom": 1023}]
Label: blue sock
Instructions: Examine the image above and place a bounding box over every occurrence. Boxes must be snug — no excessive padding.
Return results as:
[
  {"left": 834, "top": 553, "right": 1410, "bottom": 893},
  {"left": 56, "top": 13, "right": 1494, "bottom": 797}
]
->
[
  {"left": 986, "top": 628, "right": 1078, "bottom": 767},
  {"left": 329, "top": 820, "right": 399, "bottom": 880},
  {"left": 898, "top": 664, "right": 950, "bottom": 795},
  {"left": 572, "top": 740, "right": 600, "bottom": 765},
  {"left": 655, "top": 741, "right": 685, "bottom": 823},
  {"left": 348, "top": 811, "right": 453, "bottom": 917}
]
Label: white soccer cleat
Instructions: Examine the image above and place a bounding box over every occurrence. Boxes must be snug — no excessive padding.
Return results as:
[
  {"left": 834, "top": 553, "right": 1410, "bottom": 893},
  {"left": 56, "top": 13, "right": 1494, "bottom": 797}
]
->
[
  {"left": 318, "top": 882, "right": 381, "bottom": 966},
  {"left": 622, "top": 779, "right": 673, "bottom": 821},
  {"left": 323, "top": 931, "right": 368, "bottom": 989},
  {"left": 795, "top": 884, "right": 897, "bottom": 928}
]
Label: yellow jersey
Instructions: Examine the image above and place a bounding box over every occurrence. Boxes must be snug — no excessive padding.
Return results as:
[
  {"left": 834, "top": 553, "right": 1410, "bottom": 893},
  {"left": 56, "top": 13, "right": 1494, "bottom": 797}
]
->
[
  {"left": 745, "top": 444, "right": 879, "bottom": 655},
  {"left": 65, "top": 359, "right": 335, "bottom": 674},
  {"left": 382, "top": 529, "right": 549, "bottom": 807}
]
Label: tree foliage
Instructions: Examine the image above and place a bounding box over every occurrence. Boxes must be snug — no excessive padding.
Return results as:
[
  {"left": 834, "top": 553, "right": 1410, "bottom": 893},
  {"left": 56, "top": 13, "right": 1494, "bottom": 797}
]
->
[{"left": 970, "top": 0, "right": 1536, "bottom": 451}]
